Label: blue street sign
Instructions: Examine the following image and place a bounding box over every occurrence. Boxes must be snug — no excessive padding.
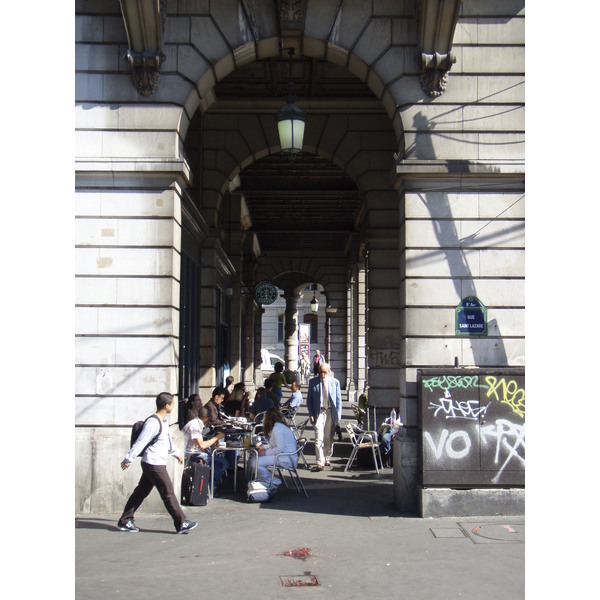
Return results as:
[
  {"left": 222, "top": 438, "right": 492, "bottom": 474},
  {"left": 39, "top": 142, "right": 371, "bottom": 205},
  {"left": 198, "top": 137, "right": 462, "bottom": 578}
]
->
[{"left": 455, "top": 296, "right": 487, "bottom": 336}]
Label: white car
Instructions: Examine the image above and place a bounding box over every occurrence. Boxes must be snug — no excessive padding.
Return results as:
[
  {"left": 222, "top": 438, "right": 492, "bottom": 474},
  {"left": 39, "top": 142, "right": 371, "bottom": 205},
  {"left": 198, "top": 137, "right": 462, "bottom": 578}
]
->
[{"left": 260, "top": 349, "right": 285, "bottom": 373}]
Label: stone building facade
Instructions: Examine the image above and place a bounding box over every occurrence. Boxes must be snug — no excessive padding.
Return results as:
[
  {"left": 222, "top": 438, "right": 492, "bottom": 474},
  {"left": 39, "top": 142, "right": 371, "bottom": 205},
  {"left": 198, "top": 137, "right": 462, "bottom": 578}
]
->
[{"left": 75, "top": 0, "right": 524, "bottom": 513}]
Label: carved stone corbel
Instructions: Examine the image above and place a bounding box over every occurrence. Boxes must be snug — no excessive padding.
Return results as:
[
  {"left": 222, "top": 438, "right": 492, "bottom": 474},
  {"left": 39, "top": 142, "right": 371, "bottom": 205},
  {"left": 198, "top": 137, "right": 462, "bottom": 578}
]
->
[
  {"left": 119, "top": 0, "right": 167, "bottom": 96},
  {"left": 416, "top": 0, "right": 461, "bottom": 98},
  {"left": 278, "top": 0, "right": 306, "bottom": 27},
  {"left": 277, "top": 0, "right": 307, "bottom": 47},
  {"left": 419, "top": 51, "right": 456, "bottom": 98}
]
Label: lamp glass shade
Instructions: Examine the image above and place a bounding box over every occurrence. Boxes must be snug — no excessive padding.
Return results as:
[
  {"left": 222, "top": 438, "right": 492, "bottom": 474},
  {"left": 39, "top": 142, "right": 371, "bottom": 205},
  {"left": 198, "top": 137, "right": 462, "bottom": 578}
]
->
[
  {"left": 277, "top": 101, "right": 305, "bottom": 154},
  {"left": 310, "top": 297, "right": 319, "bottom": 313}
]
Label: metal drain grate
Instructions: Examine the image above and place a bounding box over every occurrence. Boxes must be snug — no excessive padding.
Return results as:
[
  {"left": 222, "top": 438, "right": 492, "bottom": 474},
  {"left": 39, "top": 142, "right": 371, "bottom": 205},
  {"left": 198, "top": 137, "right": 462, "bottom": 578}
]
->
[{"left": 280, "top": 574, "right": 319, "bottom": 587}]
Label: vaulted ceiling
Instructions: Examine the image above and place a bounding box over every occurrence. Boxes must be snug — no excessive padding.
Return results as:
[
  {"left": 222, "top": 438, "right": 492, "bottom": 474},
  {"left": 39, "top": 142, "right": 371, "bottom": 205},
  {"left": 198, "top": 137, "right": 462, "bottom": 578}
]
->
[
  {"left": 209, "top": 55, "right": 378, "bottom": 258},
  {"left": 239, "top": 152, "right": 363, "bottom": 255}
]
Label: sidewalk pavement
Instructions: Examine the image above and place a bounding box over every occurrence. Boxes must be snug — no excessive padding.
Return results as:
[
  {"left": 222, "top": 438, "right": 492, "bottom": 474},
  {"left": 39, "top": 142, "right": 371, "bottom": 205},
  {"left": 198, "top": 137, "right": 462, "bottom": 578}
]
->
[{"left": 76, "top": 448, "right": 525, "bottom": 600}]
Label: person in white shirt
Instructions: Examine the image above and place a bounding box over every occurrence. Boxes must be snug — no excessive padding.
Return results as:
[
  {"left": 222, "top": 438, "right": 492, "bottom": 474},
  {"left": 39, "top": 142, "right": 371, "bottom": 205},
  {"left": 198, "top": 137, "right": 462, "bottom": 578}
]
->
[
  {"left": 117, "top": 392, "right": 197, "bottom": 534},
  {"left": 182, "top": 407, "right": 228, "bottom": 489},
  {"left": 281, "top": 380, "right": 303, "bottom": 411},
  {"left": 249, "top": 407, "right": 298, "bottom": 488}
]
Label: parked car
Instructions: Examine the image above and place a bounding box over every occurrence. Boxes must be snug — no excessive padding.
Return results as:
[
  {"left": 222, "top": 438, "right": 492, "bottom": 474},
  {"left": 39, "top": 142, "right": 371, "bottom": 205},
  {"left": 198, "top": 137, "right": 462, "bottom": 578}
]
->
[{"left": 260, "top": 349, "right": 285, "bottom": 373}]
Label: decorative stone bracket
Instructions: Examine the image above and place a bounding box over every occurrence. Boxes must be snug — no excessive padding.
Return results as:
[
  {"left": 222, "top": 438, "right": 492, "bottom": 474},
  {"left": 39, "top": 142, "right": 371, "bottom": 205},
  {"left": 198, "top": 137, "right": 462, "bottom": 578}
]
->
[
  {"left": 119, "top": 0, "right": 167, "bottom": 95},
  {"left": 418, "top": 50, "right": 457, "bottom": 98},
  {"left": 416, "top": 0, "right": 461, "bottom": 98}
]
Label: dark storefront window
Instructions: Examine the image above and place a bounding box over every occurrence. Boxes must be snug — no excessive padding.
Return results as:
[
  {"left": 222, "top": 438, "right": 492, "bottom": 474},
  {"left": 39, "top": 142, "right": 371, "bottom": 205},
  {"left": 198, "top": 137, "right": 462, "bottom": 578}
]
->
[{"left": 178, "top": 253, "right": 201, "bottom": 426}]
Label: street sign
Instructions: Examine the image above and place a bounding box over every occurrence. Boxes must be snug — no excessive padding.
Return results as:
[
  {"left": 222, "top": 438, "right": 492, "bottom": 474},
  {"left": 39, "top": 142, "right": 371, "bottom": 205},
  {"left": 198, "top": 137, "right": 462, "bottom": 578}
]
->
[{"left": 455, "top": 296, "right": 487, "bottom": 336}]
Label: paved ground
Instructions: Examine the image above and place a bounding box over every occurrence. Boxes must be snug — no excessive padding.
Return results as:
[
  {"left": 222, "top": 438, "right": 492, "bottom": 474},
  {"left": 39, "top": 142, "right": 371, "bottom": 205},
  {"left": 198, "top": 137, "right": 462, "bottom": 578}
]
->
[{"left": 76, "top": 441, "right": 525, "bottom": 600}]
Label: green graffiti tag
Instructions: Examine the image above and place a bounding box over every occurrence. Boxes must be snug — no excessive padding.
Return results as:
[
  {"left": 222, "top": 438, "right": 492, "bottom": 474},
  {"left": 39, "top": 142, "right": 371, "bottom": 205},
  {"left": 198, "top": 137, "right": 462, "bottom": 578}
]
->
[
  {"left": 484, "top": 376, "right": 525, "bottom": 419},
  {"left": 422, "top": 375, "right": 480, "bottom": 393}
]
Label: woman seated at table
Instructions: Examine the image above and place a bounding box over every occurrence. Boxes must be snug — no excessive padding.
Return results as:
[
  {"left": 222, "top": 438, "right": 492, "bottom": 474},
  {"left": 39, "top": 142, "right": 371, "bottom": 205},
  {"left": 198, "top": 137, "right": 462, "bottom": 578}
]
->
[
  {"left": 249, "top": 407, "right": 298, "bottom": 489},
  {"left": 183, "top": 407, "right": 229, "bottom": 490},
  {"left": 223, "top": 382, "right": 250, "bottom": 418}
]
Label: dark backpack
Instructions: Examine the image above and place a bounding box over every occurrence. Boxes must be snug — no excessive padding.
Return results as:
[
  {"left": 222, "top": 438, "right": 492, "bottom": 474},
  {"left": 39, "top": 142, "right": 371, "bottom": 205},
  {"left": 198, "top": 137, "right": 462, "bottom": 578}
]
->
[{"left": 130, "top": 414, "right": 162, "bottom": 456}]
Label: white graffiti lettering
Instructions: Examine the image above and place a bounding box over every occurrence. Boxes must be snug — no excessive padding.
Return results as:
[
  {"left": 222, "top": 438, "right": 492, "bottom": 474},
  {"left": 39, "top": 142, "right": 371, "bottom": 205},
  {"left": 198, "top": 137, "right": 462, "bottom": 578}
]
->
[
  {"left": 424, "top": 418, "right": 525, "bottom": 484},
  {"left": 480, "top": 419, "right": 525, "bottom": 484},
  {"left": 428, "top": 397, "right": 490, "bottom": 421},
  {"left": 423, "top": 429, "right": 472, "bottom": 460}
]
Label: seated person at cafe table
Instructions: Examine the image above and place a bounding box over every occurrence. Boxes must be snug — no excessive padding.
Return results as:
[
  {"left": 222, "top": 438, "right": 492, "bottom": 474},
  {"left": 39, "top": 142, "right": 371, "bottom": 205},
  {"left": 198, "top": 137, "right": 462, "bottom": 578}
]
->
[
  {"left": 223, "top": 382, "right": 250, "bottom": 418},
  {"left": 204, "top": 386, "right": 237, "bottom": 471},
  {"left": 281, "top": 380, "right": 303, "bottom": 411},
  {"left": 182, "top": 407, "right": 228, "bottom": 490},
  {"left": 205, "top": 386, "right": 232, "bottom": 427},
  {"left": 248, "top": 387, "right": 275, "bottom": 421},
  {"left": 263, "top": 378, "right": 281, "bottom": 407},
  {"left": 248, "top": 407, "right": 298, "bottom": 489}
]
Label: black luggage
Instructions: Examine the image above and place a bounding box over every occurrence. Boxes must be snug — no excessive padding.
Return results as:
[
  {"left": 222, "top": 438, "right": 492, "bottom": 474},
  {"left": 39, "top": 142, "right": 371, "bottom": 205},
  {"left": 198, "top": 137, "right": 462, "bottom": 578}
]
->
[{"left": 181, "top": 462, "right": 210, "bottom": 506}]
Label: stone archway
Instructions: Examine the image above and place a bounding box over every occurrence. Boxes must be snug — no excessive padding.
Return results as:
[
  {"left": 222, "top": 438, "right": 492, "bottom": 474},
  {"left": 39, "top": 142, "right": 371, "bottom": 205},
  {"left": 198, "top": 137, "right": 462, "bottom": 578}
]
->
[{"left": 179, "top": 42, "right": 400, "bottom": 402}]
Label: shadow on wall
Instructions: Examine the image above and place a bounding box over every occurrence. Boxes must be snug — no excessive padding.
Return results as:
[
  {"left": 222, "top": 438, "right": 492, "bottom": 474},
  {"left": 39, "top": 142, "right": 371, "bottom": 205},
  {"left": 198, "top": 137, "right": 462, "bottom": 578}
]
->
[{"left": 409, "top": 112, "right": 510, "bottom": 367}]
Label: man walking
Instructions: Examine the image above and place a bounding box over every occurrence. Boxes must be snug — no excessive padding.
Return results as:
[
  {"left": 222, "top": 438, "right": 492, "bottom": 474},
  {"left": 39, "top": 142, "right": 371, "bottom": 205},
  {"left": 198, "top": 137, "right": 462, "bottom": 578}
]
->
[
  {"left": 307, "top": 362, "right": 342, "bottom": 470},
  {"left": 118, "top": 392, "right": 197, "bottom": 534}
]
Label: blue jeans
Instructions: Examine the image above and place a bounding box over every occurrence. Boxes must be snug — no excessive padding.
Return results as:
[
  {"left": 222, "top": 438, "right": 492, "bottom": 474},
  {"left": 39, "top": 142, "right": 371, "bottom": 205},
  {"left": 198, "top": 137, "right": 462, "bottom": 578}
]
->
[{"left": 381, "top": 431, "right": 393, "bottom": 455}]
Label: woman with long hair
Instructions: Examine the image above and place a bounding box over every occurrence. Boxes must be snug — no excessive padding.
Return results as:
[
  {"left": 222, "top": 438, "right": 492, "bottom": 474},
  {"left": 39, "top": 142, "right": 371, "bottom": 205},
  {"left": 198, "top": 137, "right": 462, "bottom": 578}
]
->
[
  {"left": 184, "top": 394, "right": 203, "bottom": 424},
  {"left": 223, "top": 382, "right": 249, "bottom": 417},
  {"left": 250, "top": 407, "right": 298, "bottom": 488}
]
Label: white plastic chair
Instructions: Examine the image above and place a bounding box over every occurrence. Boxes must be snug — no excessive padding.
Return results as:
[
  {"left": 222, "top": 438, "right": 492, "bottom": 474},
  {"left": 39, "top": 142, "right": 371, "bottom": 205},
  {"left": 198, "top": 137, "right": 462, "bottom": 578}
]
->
[{"left": 344, "top": 422, "right": 384, "bottom": 474}]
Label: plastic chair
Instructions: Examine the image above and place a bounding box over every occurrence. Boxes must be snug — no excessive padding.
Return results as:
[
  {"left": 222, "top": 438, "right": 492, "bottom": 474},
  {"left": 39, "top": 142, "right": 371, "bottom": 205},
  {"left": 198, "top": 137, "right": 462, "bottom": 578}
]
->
[
  {"left": 267, "top": 438, "right": 309, "bottom": 497},
  {"left": 344, "top": 422, "right": 384, "bottom": 474}
]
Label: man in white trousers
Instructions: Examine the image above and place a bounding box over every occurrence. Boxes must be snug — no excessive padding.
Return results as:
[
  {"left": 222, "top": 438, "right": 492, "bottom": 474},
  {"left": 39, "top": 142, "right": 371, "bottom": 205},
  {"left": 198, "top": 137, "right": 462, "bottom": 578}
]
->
[{"left": 306, "top": 362, "right": 342, "bottom": 471}]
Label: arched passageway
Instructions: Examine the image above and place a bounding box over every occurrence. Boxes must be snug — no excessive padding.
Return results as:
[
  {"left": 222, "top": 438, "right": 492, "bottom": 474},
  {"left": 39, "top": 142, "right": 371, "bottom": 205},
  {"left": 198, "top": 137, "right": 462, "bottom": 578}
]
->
[
  {"left": 179, "top": 51, "right": 398, "bottom": 407},
  {"left": 75, "top": 2, "right": 524, "bottom": 514}
]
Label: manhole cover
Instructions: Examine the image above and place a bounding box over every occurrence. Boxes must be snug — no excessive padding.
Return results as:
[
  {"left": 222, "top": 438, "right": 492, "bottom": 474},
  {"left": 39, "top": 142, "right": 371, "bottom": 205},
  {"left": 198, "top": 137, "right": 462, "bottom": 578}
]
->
[
  {"left": 280, "top": 574, "right": 320, "bottom": 587},
  {"left": 430, "top": 528, "right": 467, "bottom": 539},
  {"left": 459, "top": 521, "right": 525, "bottom": 544}
]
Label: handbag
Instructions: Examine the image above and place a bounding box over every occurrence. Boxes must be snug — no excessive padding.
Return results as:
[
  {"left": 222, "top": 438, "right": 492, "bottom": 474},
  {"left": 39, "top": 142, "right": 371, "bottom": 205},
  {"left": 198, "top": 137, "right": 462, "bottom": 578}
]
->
[{"left": 247, "top": 480, "right": 273, "bottom": 503}]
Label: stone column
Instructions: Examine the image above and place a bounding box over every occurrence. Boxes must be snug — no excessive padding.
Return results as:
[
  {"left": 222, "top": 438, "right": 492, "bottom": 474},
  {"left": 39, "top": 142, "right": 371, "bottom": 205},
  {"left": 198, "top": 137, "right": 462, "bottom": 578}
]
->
[
  {"left": 356, "top": 258, "right": 367, "bottom": 394},
  {"left": 75, "top": 153, "right": 190, "bottom": 514},
  {"left": 363, "top": 186, "right": 401, "bottom": 425},
  {"left": 283, "top": 290, "right": 300, "bottom": 381},
  {"left": 346, "top": 270, "right": 357, "bottom": 403},
  {"left": 254, "top": 307, "right": 264, "bottom": 386},
  {"left": 242, "top": 296, "right": 256, "bottom": 390}
]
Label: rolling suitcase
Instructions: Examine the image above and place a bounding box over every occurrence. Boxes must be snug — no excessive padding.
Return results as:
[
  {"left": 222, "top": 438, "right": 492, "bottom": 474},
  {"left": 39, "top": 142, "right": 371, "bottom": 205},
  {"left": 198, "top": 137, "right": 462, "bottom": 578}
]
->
[{"left": 181, "top": 461, "right": 210, "bottom": 506}]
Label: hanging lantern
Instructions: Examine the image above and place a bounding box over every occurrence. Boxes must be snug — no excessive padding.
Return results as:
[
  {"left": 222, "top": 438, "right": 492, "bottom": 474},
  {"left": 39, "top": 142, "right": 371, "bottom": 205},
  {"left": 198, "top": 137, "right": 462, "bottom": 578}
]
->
[
  {"left": 310, "top": 290, "right": 319, "bottom": 313},
  {"left": 277, "top": 47, "right": 305, "bottom": 159}
]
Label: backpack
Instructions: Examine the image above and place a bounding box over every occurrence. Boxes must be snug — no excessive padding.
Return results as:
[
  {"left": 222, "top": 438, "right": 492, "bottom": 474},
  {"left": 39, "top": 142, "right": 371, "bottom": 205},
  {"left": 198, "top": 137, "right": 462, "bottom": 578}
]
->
[
  {"left": 247, "top": 480, "right": 273, "bottom": 503},
  {"left": 130, "top": 414, "right": 162, "bottom": 456}
]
